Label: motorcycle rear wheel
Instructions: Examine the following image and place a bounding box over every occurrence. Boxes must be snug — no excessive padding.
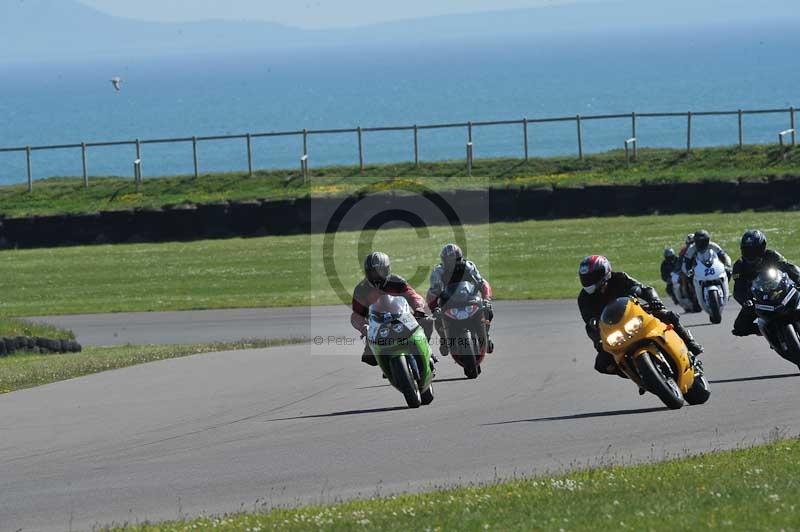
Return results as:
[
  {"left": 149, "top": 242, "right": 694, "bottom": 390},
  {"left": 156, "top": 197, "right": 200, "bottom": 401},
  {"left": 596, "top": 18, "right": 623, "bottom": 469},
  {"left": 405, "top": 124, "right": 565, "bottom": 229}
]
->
[
  {"left": 635, "top": 352, "right": 684, "bottom": 410},
  {"left": 684, "top": 374, "right": 711, "bottom": 405},
  {"left": 390, "top": 356, "right": 421, "bottom": 408}
]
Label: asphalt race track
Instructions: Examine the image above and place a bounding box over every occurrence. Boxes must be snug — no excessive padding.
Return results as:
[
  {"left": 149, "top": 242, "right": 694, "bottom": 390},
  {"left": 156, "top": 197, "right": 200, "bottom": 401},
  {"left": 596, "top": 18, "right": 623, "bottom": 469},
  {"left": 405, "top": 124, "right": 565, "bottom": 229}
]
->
[{"left": 3, "top": 301, "right": 800, "bottom": 531}]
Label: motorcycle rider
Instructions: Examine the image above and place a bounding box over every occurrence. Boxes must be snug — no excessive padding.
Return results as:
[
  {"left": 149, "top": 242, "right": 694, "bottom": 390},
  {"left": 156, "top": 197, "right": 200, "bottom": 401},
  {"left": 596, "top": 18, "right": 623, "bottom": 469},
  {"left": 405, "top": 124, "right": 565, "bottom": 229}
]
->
[
  {"left": 660, "top": 248, "right": 680, "bottom": 304},
  {"left": 675, "top": 233, "right": 701, "bottom": 312},
  {"left": 731, "top": 230, "right": 800, "bottom": 337},
  {"left": 351, "top": 252, "right": 434, "bottom": 366},
  {"left": 681, "top": 230, "right": 732, "bottom": 278},
  {"left": 427, "top": 243, "right": 494, "bottom": 357},
  {"left": 578, "top": 255, "right": 704, "bottom": 379}
]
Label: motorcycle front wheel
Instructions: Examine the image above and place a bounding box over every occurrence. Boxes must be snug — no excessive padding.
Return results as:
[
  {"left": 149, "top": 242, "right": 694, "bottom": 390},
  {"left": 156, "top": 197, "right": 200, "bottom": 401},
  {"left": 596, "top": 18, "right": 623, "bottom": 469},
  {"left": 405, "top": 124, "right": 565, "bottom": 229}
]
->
[
  {"left": 458, "top": 330, "right": 480, "bottom": 379},
  {"left": 779, "top": 323, "right": 800, "bottom": 367},
  {"left": 708, "top": 290, "right": 723, "bottom": 324},
  {"left": 390, "top": 356, "right": 421, "bottom": 408},
  {"left": 635, "top": 351, "right": 684, "bottom": 410}
]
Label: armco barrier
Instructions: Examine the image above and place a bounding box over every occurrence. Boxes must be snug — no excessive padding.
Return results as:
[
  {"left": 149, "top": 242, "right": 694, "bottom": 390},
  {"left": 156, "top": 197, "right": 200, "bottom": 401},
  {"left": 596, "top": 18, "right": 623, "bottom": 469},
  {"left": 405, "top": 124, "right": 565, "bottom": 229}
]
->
[{"left": 0, "top": 179, "right": 799, "bottom": 249}]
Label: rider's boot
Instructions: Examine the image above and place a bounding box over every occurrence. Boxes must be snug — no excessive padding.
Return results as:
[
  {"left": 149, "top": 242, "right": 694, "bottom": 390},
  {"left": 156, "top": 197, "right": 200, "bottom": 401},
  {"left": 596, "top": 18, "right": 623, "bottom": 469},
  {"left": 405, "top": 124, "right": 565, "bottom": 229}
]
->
[
  {"left": 673, "top": 322, "right": 704, "bottom": 356},
  {"left": 361, "top": 346, "right": 378, "bottom": 367},
  {"left": 435, "top": 319, "right": 449, "bottom": 357}
]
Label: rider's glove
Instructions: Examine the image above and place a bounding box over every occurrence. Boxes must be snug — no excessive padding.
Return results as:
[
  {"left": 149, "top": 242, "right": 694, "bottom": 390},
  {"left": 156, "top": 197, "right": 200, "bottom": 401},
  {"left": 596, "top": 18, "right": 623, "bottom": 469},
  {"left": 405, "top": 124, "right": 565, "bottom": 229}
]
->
[
  {"left": 484, "top": 302, "right": 494, "bottom": 321},
  {"left": 649, "top": 298, "right": 665, "bottom": 312},
  {"left": 431, "top": 308, "right": 443, "bottom": 320},
  {"left": 743, "top": 300, "right": 755, "bottom": 309},
  {"left": 360, "top": 324, "right": 369, "bottom": 338}
]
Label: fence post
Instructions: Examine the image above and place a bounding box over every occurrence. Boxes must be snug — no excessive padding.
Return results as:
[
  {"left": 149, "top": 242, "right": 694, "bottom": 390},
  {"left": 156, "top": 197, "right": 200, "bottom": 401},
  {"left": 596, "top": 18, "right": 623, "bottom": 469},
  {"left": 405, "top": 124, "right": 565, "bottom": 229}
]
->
[
  {"left": 576, "top": 115, "right": 583, "bottom": 160},
  {"left": 357, "top": 127, "right": 364, "bottom": 171},
  {"left": 413, "top": 125, "right": 419, "bottom": 167},
  {"left": 134, "top": 159, "right": 142, "bottom": 193},
  {"left": 26, "top": 146, "right": 32, "bottom": 193},
  {"left": 192, "top": 136, "right": 199, "bottom": 178},
  {"left": 303, "top": 129, "right": 308, "bottom": 157},
  {"left": 631, "top": 112, "right": 637, "bottom": 140},
  {"left": 466, "top": 142, "right": 473, "bottom": 176},
  {"left": 523, "top": 118, "right": 529, "bottom": 161},
  {"left": 246, "top": 133, "right": 253, "bottom": 177},
  {"left": 738, "top": 109, "right": 743, "bottom": 148},
  {"left": 791, "top": 107, "right": 796, "bottom": 146},
  {"left": 686, "top": 111, "right": 692, "bottom": 153},
  {"left": 468, "top": 121, "right": 473, "bottom": 143},
  {"left": 81, "top": 142, "right": 88, "bottom": 189}
]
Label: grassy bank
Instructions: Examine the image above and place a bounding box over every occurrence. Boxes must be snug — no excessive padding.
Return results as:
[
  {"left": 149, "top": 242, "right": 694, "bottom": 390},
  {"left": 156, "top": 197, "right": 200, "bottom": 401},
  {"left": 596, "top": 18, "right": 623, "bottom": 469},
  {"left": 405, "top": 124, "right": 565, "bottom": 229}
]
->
[
  {"left": 0, "top": 317, "right": 75, "bottom": 339},
  {"left": 0, "top": 338, "right": 306, "bottom": 393},
  {"left": 1, "top": 145, "right": 799, "bottom": 217},
  {"left": 1, "top": 210, "right": 799, "bottom": 316},
  {"left": 113, "top": 437, "right": 800, "bottom": 531}
]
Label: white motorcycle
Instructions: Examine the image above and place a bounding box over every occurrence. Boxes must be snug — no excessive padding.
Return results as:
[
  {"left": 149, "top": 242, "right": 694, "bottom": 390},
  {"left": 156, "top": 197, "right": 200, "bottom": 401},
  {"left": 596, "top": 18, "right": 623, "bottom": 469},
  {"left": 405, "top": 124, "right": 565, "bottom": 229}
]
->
[
  {"left": 690, "top": 249, "right": 730, "bottom": 324},
  {"left": 671, "top": 271, "right": 700, "bottom": 313}
]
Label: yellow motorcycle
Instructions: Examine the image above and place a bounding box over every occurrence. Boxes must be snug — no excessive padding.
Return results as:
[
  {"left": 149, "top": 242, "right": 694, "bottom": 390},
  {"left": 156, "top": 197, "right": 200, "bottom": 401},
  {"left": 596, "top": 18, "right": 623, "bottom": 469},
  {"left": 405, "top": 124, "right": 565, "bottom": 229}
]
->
[{"left": 599, "top": 297, "right": 711, "bottom": 409}]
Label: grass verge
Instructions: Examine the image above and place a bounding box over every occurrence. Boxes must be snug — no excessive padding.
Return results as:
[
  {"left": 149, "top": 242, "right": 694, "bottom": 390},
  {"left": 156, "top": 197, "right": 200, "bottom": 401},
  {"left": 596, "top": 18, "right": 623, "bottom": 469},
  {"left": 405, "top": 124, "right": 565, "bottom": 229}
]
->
[
  {"left": 113, "top": 437, "right": 800, "bottom": 531},
  {"left": 1, "top": 145, "right": 799, "bottom": 217},
  {"left": 1, "top": 210, "right": 799, "bottom": 316},
  {"left": 0, "top": 338, "right": 306, "bottom": 393},
  {"left": 0, "top": 317, "right": 75, "bottom": 339}
]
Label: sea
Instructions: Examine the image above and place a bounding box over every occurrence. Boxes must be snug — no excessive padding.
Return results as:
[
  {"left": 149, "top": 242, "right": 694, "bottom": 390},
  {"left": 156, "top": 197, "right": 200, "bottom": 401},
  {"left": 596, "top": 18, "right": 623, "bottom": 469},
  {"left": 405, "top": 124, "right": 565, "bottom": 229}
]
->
[{"left": 0, "top": 20, "right": 798, "bottom": 185}]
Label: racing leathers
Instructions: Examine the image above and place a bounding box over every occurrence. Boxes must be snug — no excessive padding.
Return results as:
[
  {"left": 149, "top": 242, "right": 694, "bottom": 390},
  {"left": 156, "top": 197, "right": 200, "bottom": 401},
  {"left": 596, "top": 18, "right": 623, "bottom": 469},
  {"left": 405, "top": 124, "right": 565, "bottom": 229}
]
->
[
  {"left": 681, "top": 242, "right": 732, "bottom": 278},
  {"left": 578, "top": 272, "right": 703, "bottom": 376},
  {"left": 731, "top": 250, "right": 800, "bottom": 336},
  {"left": 351, "top": 274, "right": 432, "bottom": 365},
  {"left": 427, "top": 260, "right": 494, "bottom": 356},
  {"left": 660, "top": 255, "right": 680, "bottom": 303}
]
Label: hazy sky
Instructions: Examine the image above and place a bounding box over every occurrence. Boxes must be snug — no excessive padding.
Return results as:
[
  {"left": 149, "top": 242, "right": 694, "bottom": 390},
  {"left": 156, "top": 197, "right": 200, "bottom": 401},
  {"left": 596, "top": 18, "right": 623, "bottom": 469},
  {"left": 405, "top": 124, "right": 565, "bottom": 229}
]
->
[{"left": 76, "top": 0, "right": 576, "bottom": 28}]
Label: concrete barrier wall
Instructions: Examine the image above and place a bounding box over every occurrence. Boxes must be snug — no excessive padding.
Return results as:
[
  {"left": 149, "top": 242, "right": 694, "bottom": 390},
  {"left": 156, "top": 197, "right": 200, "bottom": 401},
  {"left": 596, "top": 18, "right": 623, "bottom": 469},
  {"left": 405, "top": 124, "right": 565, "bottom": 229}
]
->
[{"left": 1, "top": 179, "right": 799, "bottom": 249}]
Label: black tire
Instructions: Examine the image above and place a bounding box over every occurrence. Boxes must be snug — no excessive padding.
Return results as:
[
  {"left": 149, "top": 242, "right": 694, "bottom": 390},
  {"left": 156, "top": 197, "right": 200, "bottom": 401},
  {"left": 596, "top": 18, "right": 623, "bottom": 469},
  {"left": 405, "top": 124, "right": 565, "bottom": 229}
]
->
[
  {"left": 684, "top": 374, "right": 711, "bottom": 405},
  {"left": 421, "top": 383, "right": 434, "bottom": 405},
  {"left": 634, "top": 351, "right": 684, "bottom": 410},
  {"left": 390, "top": 356, "right": 421, "bottom": 409},
  {"left": 459, "top": 330, "right": 479, "bottom": 380},
  {"left": 708, "top": 290, "right": 722, "bottom": 325},
  {"left": 779, "top": 324, "right": 800, "bottom": 365}
]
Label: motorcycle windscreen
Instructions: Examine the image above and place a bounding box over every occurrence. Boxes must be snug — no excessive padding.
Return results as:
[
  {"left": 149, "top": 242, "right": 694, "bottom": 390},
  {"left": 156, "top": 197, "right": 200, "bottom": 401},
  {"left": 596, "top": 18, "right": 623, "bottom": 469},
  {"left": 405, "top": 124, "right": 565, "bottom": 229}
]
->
[
  {"left": 601, "top": 297, "right": 630, "bottom": 326},
  {"left": 367, "top": 295, "right": 418, "bottom": 343},
  {"left": 441, "top": 281, "right": 478, "bottom": 306},
  {"left": 752, "top": 269, "right": 793, "bottom": 305},
  {"left": 696, "top": 249, "right": 717, "bottom": 268}
]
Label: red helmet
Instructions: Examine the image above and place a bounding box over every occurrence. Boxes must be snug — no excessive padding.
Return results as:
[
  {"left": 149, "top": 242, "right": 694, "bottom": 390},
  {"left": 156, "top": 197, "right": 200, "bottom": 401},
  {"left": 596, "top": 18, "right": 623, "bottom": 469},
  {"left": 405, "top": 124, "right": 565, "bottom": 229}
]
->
[{"left": 579, "top": 255, "right": 612, "bottom": 294}]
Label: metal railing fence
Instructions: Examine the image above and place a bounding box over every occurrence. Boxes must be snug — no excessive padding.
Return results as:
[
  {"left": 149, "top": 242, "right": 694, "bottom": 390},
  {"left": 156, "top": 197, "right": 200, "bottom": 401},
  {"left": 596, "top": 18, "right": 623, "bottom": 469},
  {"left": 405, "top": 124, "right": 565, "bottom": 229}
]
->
[{"left": 0, "top": 106, "right": 796, "bottom": 192}]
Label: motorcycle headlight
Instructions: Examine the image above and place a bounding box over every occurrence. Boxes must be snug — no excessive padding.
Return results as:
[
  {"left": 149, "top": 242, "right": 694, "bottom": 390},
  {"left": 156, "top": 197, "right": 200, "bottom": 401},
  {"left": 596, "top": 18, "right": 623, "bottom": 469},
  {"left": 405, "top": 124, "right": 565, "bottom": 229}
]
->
[
  {"left": 606, "top": 331, "right": 626, "bottom": 347},
  {"left": 624, "top": 316, "right": 644, "bottom": 335}
]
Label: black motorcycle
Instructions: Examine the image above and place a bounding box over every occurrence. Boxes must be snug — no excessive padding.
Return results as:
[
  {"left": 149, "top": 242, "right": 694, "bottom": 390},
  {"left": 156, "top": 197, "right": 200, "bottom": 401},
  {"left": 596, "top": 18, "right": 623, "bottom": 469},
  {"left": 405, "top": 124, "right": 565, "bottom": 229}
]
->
[
  {"left": 751, "top": 268, "right": 800, "bottom": 369},
  {"left": 437, "top": 281, "right": 490, "bottom": 379}
]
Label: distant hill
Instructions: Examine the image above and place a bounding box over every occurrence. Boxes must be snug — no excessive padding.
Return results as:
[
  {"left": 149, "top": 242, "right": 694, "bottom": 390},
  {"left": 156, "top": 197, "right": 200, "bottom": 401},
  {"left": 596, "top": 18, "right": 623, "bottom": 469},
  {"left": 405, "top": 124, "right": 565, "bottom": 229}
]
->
[{"left": 1, "top": 0, "right": 798, "bottom": 61}]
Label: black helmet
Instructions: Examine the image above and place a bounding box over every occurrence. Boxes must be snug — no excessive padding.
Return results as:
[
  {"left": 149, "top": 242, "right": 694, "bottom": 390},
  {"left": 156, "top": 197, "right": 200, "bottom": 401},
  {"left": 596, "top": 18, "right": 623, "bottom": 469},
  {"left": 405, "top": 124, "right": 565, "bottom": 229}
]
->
[
  {"left": 664, "top": 248, "right": 676, "bottom": 259},
  {"left": 694, "top": 230, "right": 710, "bottom": 252},
  {"left": 741, "top": 230, "right": 767, "bottom": 265},
  {"left": 364, "top": 252, "right": 391, "bottom": 287},
  {"left": 579, "top": 255, "right": 612, "bottom": 295},
  {"left": 685, "top": 233, "right": 695, "bottom": 246},
  {"left": 440, "top": 243, "right": 464, "bottom": 270}
]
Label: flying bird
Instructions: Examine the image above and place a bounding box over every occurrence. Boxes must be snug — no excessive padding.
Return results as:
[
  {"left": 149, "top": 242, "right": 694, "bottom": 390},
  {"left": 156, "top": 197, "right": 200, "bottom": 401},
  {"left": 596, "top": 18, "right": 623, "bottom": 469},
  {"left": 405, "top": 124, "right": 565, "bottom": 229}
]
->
[{"left": 110, "top": 77, "right": 122, "bottom": 92}]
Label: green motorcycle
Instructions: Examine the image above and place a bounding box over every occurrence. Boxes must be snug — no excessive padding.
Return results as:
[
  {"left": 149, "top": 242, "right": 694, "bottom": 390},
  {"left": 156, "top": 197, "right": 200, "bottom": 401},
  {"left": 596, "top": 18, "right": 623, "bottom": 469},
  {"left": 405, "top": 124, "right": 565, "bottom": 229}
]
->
[{"left": 368, "top": 295, "right": 435, "bottom": 408}]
